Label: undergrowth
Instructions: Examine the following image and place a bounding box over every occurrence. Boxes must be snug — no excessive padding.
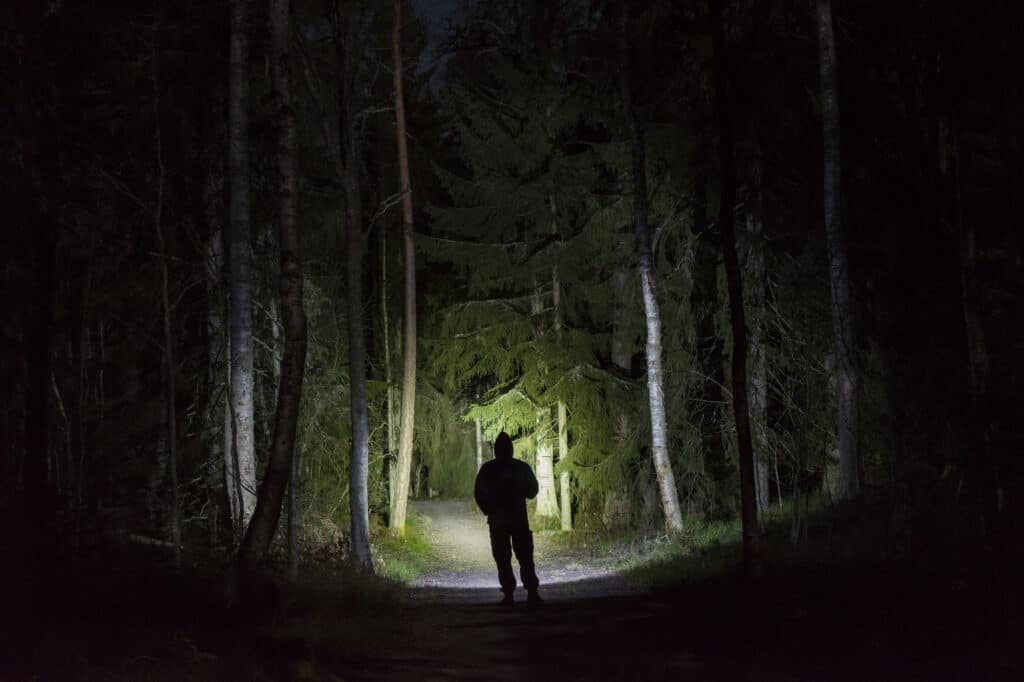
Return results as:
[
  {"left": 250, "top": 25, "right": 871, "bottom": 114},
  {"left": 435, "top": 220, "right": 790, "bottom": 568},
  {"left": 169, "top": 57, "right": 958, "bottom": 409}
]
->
[{"left": 371, "top": 515, "right": 440, "bottom": 582}]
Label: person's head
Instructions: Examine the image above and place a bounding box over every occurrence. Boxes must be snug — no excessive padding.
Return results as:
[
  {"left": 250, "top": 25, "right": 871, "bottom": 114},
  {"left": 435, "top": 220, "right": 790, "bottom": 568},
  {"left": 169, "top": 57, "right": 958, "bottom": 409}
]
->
[{"left": 494, "top": 431, "right": 513, "bottom": 460}]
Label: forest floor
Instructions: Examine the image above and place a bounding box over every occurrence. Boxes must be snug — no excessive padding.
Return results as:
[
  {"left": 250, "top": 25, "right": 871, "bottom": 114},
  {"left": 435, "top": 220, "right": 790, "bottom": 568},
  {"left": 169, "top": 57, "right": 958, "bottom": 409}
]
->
[{"left": 4, "top": 500, "right": 1022, "bottom": 681}]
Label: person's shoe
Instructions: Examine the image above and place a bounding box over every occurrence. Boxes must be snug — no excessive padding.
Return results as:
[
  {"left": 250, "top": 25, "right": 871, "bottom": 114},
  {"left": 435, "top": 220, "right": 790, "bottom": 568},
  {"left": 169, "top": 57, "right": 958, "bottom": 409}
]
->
[
  {"left": 498, "top": 593, "right": 514, "bottom": 607},
  {"left": 526, "top": 590, "right": 542, "bottom": 608}
]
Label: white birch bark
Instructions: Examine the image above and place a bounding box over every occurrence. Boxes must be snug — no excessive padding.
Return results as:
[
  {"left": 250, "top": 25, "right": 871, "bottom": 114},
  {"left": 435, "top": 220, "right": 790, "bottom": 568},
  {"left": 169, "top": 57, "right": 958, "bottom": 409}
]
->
[
  {"left": 558, "top": 400, "right": 571, "bottom": 530},
  {"left": 535, "top": 409, "right": 559, "bottom": 518}
]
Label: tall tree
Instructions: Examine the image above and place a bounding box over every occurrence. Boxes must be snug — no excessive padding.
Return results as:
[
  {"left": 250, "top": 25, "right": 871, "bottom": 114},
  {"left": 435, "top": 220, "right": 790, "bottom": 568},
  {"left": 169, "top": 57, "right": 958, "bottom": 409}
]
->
[
  {"left": 816, "top": 0, "right": 859, "bottom": 501},
  {"left": 152, "top": 17, "right": 180, "bottom": 565},
  {"left": 618, "top": 28, "right": 683, "bottom": 534},
  {"left": 337, "top": 0, "right": 371, "bottom": 567},
  {"left": 237, "top": 0, "right": 307, "bottom": 567},
  {"left": 228, "top": 0, "right": 257, "bottom": 529},
  {"left": 390, "top": 0, "right": 418, "bottom": 534},
  {"left": 711, "top": 0, "right": 759, "bottom": 560}
]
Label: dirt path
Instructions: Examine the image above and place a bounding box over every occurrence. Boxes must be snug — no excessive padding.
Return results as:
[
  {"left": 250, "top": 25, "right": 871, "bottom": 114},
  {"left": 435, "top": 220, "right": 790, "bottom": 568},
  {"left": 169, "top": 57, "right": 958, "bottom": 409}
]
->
[{"left": 407, "top": 499, "right": 643, "bottom": 604}]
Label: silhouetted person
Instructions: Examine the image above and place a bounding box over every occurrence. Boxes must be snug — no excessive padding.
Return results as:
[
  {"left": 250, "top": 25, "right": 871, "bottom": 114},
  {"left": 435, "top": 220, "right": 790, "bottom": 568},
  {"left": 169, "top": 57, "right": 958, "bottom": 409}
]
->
[{"left": 474, "top": 431, "right": 541, "bottom": 606}]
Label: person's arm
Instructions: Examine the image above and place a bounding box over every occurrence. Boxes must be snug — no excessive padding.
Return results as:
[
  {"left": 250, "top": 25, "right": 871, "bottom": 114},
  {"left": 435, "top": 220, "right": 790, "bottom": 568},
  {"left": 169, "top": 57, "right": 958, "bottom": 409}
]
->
[
  {"left": 474, "top": 466, "right": 491, "bottom": 515},
  {"left": 521, "top": 461, "right": 539, "bottom": 499}
]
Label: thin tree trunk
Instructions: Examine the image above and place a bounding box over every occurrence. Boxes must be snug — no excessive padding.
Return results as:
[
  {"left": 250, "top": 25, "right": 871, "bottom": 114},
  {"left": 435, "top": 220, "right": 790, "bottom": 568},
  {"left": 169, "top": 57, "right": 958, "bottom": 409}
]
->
[
  {"left": 746, "top": 151, "right": 771, "bottom": 517},
  {"left": 390, "top": 0, "right": 418, "bottom": 534},
  {"left": 816, "top": 0, "right": 859, "bottom": 501},
  {"left": 475, "top": 410, "right": 483, "bottom": 472},
  {"left": 238, "top": 0, "right": 307, "bottom": 568},
  {"left": 229, "top": 0, "right": 257, "bottom": 527},
  {"left": 152, "top": 21, "right": 180, "bottom": 567},
  {"left": 337, "top": 0, "right": 371, "bottom": 567},
  {"left": 384, "top": 219, "right": 397, "bottom": 503},
  {"left": 711, "top": 0, "right": 758, "bottom": 561},
  {"left": 205, "top": 170, "right": 238, "bottom": 533},
  {"left": 618, "top": 29, "right": 683, "bottom": 534},
  {"left": 558, "top": 401, "right": 571, "bottom": 531}
]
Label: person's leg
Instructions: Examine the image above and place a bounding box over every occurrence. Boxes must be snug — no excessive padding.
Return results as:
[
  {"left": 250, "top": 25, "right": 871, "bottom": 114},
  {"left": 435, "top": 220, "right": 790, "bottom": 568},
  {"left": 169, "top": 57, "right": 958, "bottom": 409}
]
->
[
  {"left": 489, "top": 524, "right": 516, "bottom": 596},
  {"left": 510, "top": 528, "right": 539, "bottom": 594}
]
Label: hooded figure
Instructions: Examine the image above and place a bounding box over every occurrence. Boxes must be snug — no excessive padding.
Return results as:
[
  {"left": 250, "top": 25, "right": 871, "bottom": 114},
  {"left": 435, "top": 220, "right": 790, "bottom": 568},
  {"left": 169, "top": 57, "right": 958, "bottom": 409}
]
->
[{"left": 474, "top": 431, "right": 541, "bottom": 606}]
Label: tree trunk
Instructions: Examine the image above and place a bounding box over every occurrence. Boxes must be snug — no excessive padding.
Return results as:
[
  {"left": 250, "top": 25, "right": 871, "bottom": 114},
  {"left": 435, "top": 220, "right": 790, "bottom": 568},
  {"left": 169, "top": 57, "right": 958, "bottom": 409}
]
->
[
  {"left": 535, "top": 408, "right": 559, "bottom": 517},
  {"left": 152, "top": 22, "right": 180, "bottom": 567},
  {"left": 205, "top": 170, "right": 239, "bottom": 533},
  {"left": 229, "top": 0, "right": 257, "bottom": 527},
  {"left": 475, "top": 411, "right": 483, "bottom": 472},
  {"left": 238, "top": 0, "right": 307, "bottom": 568},
  {"left": 816, "top": 0, "right": 859, "bottom": 501},
  {"left": 711, "top": 0, "right": 759, "bottom": 561},
  {"left": 558, "top": 400, "right": 571, "bottom": 531},
  {"left": 337, "top": 0, "right": 371, "bottom": 568},
  {"left": 390, "top": 0, "right": 418, "bottom": 534},
  {"left": 745, "top": 151, "right": 771, "bottom": 517},
  {"left": 618, "top": 30, "right": 683, "bottom": 534},
  {"left": 384, "top": 219, "right": 398, "bottom": 503}
]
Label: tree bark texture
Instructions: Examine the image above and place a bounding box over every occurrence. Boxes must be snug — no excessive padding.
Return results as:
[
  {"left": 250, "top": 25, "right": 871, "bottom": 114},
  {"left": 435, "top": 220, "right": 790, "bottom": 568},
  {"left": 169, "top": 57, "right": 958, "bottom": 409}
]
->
[
  {"left": 535, "top": 410, "right": 559, "bottom": 517},
  {"left": 816, "top": 0, "right": 859, "bottom": 501},
  {"left": 618, "top": 31, "right": 683, "bottom": 534},
  {"left": 337, "top": 0, "right": 371, "bottom": 567},
  {"left": 558, "top": 400, "right": 571, "bottom": 531},
  {"left": 475, "top": 413, "right": 483, "bottom": 472},
  {"left": 711, "top": 0, "right": 759, "bottom": 560},
  {"left": 152, "top": 22, "right": 180, "bottom": 566},
  {"left": 238, "top": 0, "right": 307, "bottom": 568},
  {"left": 745, "top": 155, "right": 771, "bottom": 516},
  {"left": 390, "top": 0, "right": 419, "bottom": 534},
  {"left": 229, "top": 0, "right": 257, "bottom": 527}
]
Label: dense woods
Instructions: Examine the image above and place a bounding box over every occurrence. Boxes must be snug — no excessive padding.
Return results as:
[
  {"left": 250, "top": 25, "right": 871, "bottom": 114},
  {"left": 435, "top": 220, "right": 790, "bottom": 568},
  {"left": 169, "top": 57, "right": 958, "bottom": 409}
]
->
[{"left": 5, "top": 0, "right": 1022, "bottom": 622}]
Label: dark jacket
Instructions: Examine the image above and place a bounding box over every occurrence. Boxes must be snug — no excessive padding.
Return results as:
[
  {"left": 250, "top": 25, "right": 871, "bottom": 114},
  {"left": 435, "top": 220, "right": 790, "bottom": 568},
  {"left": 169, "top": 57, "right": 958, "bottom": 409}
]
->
[{"left": 474, "top": 456, "right": 539, "bottom": 529}]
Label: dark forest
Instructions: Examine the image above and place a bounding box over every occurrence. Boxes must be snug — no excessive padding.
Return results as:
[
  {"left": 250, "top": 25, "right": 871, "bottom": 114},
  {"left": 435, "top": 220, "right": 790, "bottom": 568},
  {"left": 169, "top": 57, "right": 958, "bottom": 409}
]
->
[{"left": 4, "top": 0, "right": 1022, "bottom": 679}]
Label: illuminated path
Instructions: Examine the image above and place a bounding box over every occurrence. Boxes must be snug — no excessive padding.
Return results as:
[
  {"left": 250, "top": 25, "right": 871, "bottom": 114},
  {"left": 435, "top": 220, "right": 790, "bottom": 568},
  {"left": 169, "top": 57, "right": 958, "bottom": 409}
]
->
[{"left": 406, "top": 499, "right": 645, "bottom": 603}]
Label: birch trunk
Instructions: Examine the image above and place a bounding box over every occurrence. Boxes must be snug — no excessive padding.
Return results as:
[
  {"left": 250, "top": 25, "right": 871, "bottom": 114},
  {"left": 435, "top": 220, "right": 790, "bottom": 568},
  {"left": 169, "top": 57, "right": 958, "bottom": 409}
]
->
[
  {"left": 238, "top": 0, "right": 307, "bottom": 568},
  {"left": 816, "top": 0, "right": 859, "bottom": 501},
  {"left": 618, "top": 31, "right": 683, "bottom": 533},
  {"left": 337, "top": 0, "right": 371, "bottom": 567},
  {"left": 229, "top": 0, "right": 257, "bottom": 526},
  {"left": 711, "top": 0, "right": 759, "bottom": 560},
  {"left": 390, "top": 0, "right": 418, "bottom": 534}
]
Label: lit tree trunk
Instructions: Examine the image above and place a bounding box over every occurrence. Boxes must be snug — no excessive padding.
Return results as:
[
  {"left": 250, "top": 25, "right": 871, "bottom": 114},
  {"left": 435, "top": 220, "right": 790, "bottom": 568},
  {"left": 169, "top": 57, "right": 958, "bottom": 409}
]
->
[
  {"left": 618, "top": 32, "right": 683, "bottom": 534},
  {"left": 816, "top": 0, "right": 859, "bottom": 501},
  {"left": 390, "top": 0, "right": 418, "bottom": 534},
  {"left": 337, "top": 0, "right": 371, "bottom": 567},
  {"left": 475, "top": 409, "right": 483, "bottom": 472},
  {"left": 551, "top": 200, "right": 571, "bottom": 529},
  {"left": 531, "top": 268, "right": 558, "bottom": 519},
  {"left": 384, "top": 224, "right": 398, "bottom": 504},
  {"left": 229, "top": 0, "right": 257, "bottom": 527},
  {"left": 558, "top": 401, "right": 571, "bottom": 530},
  {"left": 238, "top": 0, "right": 307, "bottom": 567},
  {"left": 535, "top": 408, "right": 559, "bottom": 517},
  {"left": 746, "top": 151, "right": 771, "bottom": 517},
  {"left": 152, "top": 27, "right": 180, "bottom": 565},
  {"left": 711, "top": 0, "right": 759, "bottom": 561},
  {"left": 205, "top": 171, "right": 240, "bottom": 533}
]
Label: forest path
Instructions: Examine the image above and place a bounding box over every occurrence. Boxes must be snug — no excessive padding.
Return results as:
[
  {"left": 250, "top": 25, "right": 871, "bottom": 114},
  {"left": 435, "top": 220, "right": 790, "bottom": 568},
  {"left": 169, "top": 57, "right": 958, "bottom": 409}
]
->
[{"left": 407, "top": 499, "right": 642, "bottom": 603}]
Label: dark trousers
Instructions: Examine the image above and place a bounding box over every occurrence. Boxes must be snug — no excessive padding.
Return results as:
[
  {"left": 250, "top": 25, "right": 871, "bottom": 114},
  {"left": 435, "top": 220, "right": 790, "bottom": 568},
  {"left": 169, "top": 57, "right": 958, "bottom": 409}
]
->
[{"left": 489, "top": 524, "right": 539, "bottom": 594}]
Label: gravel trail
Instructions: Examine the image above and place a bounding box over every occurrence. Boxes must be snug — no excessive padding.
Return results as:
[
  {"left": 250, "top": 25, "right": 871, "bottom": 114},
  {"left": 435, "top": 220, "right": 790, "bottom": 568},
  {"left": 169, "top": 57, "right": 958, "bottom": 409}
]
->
[{"left": 407, "top": 499, "right": 644, "bottom": 604}]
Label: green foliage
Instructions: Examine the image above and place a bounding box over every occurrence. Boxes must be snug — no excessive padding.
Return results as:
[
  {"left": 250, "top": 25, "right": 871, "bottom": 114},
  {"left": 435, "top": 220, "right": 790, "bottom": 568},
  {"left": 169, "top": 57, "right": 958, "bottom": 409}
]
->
[{"left": 372, "top": 516, "right": 439, "bottom": 582}]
